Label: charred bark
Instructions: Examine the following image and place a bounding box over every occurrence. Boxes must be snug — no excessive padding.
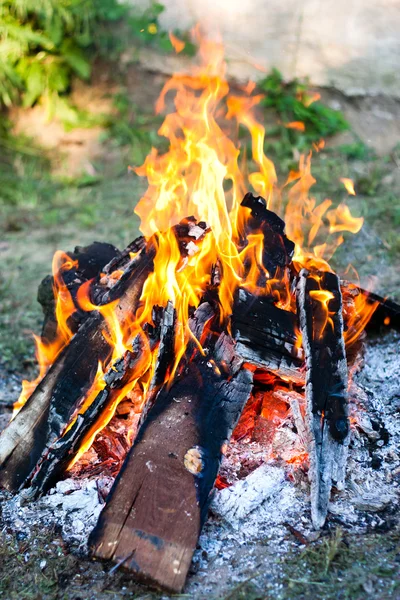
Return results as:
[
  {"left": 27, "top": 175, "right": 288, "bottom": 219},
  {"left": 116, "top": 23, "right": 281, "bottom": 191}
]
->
[
  {"left": 239, "top": 193, "right": 295, "bottom": 274},
  {"left": 297, "top": 269, "right": 349, "bottom": 529},
  {"left": 38, "top": 241, "right": 121, "bottom": 342},
  {"left": 232, "top": 288, "right": 305, "bottom": 383},
  {"left": 0, "top": 242, "right": 155, "bottom": 492}
]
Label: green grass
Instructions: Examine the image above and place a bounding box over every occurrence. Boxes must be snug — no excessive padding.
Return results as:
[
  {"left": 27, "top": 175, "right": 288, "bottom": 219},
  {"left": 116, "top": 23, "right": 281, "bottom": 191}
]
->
[
  {"left": 0, "top": 525, "right": 161, "bottom": 600},
  {"left": 0, "top": 125, "right": 146, "bottom": 370},
  {"left": 279, "top": 527, "right": 400, "bottom": 599}
]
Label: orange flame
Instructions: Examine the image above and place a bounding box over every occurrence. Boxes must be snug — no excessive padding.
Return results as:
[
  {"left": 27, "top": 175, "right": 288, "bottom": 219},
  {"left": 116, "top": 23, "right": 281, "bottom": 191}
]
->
[
  {"left": 14, "top": 251, "right": 77, "bottom": 414},
  {"left": 340, "top": 177, "right": 356, "bottom": 195},
  {"left": 15, "top": 32, "right": 378, "bottom": 464},
  {"left": 284, "top": 121, "right": 305, "bottom": 131},
  {"left": 169, "top": 32, "right": 185, "bottom": 53},
  {"left": 309, "top": 288, "right": 335, "bottom": 340}
]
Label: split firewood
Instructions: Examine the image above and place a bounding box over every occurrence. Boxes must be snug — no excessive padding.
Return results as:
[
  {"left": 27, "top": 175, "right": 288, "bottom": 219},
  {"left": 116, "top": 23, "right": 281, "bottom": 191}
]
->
[
  {"left": 89, "top": 303, "right": 253, "bottom": 594},
  {"left": 297, "top": 269, "right": 350, "bottom": 528},
  {"left": 0, "top": 220, "right": 207, "bottom": 493},
  {"left": 25, "top": 302, "right": 176, "bottom": 498}
]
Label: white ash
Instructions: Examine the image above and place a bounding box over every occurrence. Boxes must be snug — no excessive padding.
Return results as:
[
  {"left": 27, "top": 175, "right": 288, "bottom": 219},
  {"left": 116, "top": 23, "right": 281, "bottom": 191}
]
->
[
  {"left": 0, "top": 476, "right": 113, "bottom": 553},
  {"left": 185, "top": 332, "right": 400, "bottom": 597},
  {"left": 0, "top": 332, "right": 400, "bottom": 599}
]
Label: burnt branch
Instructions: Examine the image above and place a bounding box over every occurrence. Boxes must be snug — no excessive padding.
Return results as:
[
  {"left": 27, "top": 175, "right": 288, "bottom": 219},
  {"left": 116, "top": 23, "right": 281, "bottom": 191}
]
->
[{"left": 297, "top": 269, "right": 349, "bottom": 529}]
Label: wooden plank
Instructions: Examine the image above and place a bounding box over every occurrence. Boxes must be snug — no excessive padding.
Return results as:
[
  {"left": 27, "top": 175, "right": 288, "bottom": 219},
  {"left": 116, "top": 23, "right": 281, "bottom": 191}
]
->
[
  {"left": 297, "top": 269, "right": 349, "bottom": 528},
  {"left": 90, "top": 309, "right": 253, "bottom": 593}
]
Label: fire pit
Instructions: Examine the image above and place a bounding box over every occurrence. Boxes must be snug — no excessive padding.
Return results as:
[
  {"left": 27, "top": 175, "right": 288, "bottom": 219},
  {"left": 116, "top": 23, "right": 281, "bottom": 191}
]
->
[{"left": 0, "top": 34, "right": 399, "bottom": 595}]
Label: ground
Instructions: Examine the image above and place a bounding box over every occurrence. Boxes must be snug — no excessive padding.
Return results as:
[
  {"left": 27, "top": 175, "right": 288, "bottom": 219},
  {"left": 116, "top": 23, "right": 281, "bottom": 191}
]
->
[{"left": 0, "top": 64, "right": 400, "bottom": 599}]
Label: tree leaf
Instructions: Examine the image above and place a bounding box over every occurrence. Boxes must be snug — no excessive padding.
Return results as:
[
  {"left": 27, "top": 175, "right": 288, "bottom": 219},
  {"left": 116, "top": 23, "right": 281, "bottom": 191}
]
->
[{"left": 60, "top": 40, "right": 91, "bottom": 79}]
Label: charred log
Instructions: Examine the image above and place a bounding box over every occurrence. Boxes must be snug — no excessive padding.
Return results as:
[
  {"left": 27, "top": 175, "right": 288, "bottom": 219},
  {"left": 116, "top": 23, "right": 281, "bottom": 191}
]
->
[
  {"left": 38, "top": 241, "right": 121, "bottom": 342},
  {"left": 340, "top": 281, "right": 400, "bottom": 333},
  {"left": 297, "top": 269, "right": 349, "bottom": 529},
  {"left": 232, "top": 288, "right": 304, "bottom": 383},
  {"left": 24, "top": 335, "right": 145, "bottom": 498},
  {"left": 0, "top": 242, "right": 155, "bottom": 492},
  {"left": 239, "top": 193, "right": 295, "bottom": 274}
]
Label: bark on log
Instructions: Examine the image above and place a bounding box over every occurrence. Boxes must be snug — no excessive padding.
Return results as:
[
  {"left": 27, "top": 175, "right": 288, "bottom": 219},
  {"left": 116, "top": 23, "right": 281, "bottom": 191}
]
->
[
  {"left": 297, "top": 269, "right": 349, "bottom": 529},
  {"left": 89, "top": 306, "right": 253, "bottom": 594}
]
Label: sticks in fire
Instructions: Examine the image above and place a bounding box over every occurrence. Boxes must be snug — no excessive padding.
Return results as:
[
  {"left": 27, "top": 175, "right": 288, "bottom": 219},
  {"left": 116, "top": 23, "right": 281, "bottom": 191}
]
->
[{"left": 0, "top": 192, "right": 393, "bottom": 593}]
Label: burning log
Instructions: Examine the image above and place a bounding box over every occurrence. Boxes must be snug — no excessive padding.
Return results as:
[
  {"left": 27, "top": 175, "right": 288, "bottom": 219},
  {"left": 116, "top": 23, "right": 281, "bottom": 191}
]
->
[
  {"left": 0, "top": 221, "right": 206, "bottom": 493},
  {"left": 297, "top": 269, "right": 349, "bottom": 528},
  {"left": 89, "top": 305, "right": 253, "bottom": 594},
  {"left": 340, "top": 282, "right": 400, "bottom": 333},
  {"left": 38, "top": 241, "right": 121, "bottom": 342},
  {"left": 26, "top": 303, "right": 176, "bottom": 499},
  {"left": 239, "top": 192, "right": 295, "bottom": 273},
  {"left": 232, "top": 288, "right": 304, "bottom": 384}
]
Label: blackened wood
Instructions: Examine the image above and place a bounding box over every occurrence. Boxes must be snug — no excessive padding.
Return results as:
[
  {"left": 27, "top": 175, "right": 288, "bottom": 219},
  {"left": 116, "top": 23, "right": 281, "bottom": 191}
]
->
[
  {"left": 25, "top": 335, "right": 146, "bottom": 498},
  {"left": 90, "top": 313, "right": 253, "bottom": 594},
  {"left": 38, "top": 241, "right": 121, "bottom": 342},
  {"left": 297, "top": 269, "right": 349, "bottom": 529},
  {"left": 366, "top": 291, "right": 400, "bottom": 331},
  {"left": 340, "top": 280, "right": 400, "bottom": 332},
  {"left": 239, "top": 193, "right": 295, "bottom": 274},
  {"left": 0, "top": 244, "right": 155, "bottom": 492},
  {"left": 27, "top": 301, "right": 177, "bottom": 498},
  {"left": 0, "top": 219, "right": 209, "bottom": 493},
  {"left": 232, "top": 288, "right": 305, "bottom": 383},
  {"left": 147, "top": 301, "right": 176, "bottom": 398}
]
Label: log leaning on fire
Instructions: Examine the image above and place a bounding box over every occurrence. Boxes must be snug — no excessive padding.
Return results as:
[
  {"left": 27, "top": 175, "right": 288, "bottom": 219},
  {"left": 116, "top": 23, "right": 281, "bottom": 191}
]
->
[
  {"left": 89, "top": 304, "right": 253, "bottom": 594},
  {"left": 25, "top": 303, "right": 176, "bottom": 498},
  {"left": 0, "top": 241, "right": 153, "bottom": 492},
  {"left": 297, "top": 269, "right": 350, "bottom": 529},
  {"left": 0, "top": 222, "right": 206, "bottom": 493}
]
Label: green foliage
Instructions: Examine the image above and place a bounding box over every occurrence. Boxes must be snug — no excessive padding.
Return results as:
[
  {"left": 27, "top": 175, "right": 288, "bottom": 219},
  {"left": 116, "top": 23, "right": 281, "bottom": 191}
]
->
[
  {"left": 102, "top": 91, "right": 166, "bottom": 165},
  {"left": 121, "top": 2, "right": 196, "bottom": 57},
  {"left": 0, "top": 0, "right": 94, "bottom": 111},
  {"left": 281, "top": 528, "right": 400, "bottom": 599},
  {"left": 336, "top": 141, "right": 372, "bottom": 160},
  {"left": 258, "top": 69, "right": 348, "bottom": 157},
  {"left": 0, "top": 0, "right": 195, "bottom": 124}
]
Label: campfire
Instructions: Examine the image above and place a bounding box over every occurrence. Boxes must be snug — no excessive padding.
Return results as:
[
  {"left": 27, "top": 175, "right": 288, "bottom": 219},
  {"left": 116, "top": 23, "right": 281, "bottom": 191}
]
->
[{"left": 0, "top": 33, "right": 399, "bottom": 594}]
